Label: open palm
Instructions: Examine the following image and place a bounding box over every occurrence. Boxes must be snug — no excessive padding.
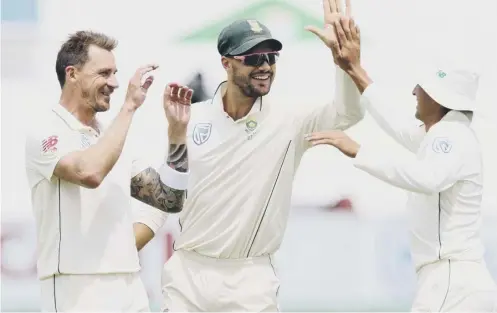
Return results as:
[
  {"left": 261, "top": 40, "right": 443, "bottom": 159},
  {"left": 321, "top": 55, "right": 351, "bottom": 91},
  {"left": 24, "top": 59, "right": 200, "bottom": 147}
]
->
[{"left": 305, "top": 0, "right": 353, "bottom": 62}]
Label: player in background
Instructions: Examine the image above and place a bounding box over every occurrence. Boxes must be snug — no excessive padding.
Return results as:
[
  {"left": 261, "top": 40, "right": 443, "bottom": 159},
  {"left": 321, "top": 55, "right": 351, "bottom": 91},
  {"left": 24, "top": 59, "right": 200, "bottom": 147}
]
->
[
  {"left": 306, "top": 15, "right": 497, "bottom": 312},
  {"left": 160, "top": 0, "right": 364, "bottom": 311},
  {"left": 25, "top": 31, "right": 192, "bottom": 312}
]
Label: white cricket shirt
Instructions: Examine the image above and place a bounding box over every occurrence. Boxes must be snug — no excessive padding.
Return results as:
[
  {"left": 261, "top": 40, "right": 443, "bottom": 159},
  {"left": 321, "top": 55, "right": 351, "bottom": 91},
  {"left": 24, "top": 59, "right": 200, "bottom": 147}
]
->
[
  {"left": 354, "top": 84, "right": 485, "bottom": 271},
  {"left": 173, "top": 68, "right": 364, "bottom": 258},
  {"left": 25, "top": 105, "right": 149, "bottom": 279}
]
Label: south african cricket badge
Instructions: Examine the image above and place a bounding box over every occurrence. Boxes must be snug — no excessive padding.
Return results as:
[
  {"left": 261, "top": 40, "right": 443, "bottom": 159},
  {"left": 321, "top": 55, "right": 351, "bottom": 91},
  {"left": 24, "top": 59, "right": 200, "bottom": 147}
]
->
[{"left": 245, "top": 118, "right": 258, "bottom": 140}]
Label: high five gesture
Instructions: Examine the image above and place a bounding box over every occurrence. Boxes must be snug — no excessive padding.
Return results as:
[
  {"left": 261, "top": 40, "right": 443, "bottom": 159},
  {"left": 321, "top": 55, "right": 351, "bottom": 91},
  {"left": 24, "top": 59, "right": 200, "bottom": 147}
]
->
[{"left": 305, "top": 0, "right": 356, "bottom": 66}]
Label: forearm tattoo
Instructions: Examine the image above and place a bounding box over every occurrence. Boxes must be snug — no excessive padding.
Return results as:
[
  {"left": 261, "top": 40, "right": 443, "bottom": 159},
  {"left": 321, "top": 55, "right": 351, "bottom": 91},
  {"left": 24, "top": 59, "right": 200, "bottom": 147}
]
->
[
  {"left": 130, "top": 168, "right": 185, "bottom": 213},
  {"left": 166, "top": 144, "right": 188, "bottom": 172}
]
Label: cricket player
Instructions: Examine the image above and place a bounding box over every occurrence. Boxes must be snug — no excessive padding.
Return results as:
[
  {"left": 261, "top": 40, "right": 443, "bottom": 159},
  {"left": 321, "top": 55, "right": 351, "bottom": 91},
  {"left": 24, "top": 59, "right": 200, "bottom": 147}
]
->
[
  {"left": 25, "top": 31, "right": 192, "bottom": 312},
  {"left": 160, "top": 1, "right": 363, "bottom": 311},
  {"left": 306, "top": 16, "right": 497, "bottom": 312}
]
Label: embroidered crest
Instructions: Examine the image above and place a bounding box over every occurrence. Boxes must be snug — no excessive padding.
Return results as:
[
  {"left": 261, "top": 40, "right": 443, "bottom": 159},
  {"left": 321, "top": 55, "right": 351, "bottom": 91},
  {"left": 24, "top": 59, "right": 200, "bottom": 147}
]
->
[
  {"left": 432, "top": 137, "right": 452, "bottom": 154},
  {"left": 193, "top": 123, "right": 212, "bottom": 145},
  {"left": 247, "top": 20, "right": 263, "bottom": 33},
  {"left": 436, "top": 70, "right": 447, "bottom": 79},
  {"left": 246, "top": 119, "right": 258, "bottom": 132}
]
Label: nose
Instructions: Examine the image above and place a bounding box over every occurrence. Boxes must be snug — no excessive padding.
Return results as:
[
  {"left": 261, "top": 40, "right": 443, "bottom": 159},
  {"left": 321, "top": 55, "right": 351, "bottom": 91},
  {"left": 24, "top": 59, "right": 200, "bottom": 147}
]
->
[
  {"left": 258, "top": 59, "right": 271, "bottom": 71},
  {"left": 412, "top": 85, "right": 418, "bottom": 96},
  {"left": 108, "top": 74, "right": 119, "bottom": 89}
]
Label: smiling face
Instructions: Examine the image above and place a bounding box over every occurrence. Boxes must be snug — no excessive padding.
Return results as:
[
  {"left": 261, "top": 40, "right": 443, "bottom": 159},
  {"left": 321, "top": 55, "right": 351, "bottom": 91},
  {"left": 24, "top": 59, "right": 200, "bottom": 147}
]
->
[
  {"left": 223, "top": 42, "right": 278, "bottom": 98},
  {"left": 56, "top": 31, "right": 119, "bottom": 113},
  {"left": 70, "top": 45, "right": 119, "bottom": 112}
]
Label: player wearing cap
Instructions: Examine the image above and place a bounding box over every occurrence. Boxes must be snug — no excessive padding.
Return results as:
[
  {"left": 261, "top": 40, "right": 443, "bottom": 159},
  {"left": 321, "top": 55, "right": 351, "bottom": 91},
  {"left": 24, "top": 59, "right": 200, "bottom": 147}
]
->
[
  {"left": 160, "top": 1, "right": 363, "bottom": 312},
  {"left": 25, "top": 31, "right": 192, "bottom": 312},
  {"left": 306, "top": 16, "right": 497, "bottom": 312}
]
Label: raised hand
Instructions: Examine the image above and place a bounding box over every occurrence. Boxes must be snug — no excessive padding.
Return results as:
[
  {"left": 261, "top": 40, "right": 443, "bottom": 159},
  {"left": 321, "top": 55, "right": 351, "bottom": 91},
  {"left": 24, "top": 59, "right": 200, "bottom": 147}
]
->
[
  {"left": 332, "top": 16, "right": 361, "bottom": 72},
  {"left": 305, "top": 0, "right": 361, "bottom": 71},
  {"left": 305, "top": 0, "right": 351, "bottom": 51},
  {"left": 124, "top": 64, "right": 158, "bottom": 110},
  {"left": 163, "top": 83, "right": 193, "bottom": 142},
  {"left": 305, "top": 130, "right": 360, "bottom": 158}
]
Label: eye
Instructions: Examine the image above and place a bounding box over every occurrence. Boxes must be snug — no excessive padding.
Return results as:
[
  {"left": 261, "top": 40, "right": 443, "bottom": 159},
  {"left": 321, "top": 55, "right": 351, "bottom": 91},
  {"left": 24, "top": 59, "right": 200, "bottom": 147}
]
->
[{"left": 100, "top": 70, "right": 111, "bottom": 77}]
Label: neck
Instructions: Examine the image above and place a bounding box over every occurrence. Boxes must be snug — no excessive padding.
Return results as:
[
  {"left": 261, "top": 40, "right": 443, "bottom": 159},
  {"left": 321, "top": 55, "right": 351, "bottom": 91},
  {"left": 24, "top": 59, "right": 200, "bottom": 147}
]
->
[
  {"left": 223, "top": 82, "right": 258, "bottom": 121},
  {"left": 423, "top": 112, "right": 443, "bottom": 132},
  {"left": 59, "top": 88, "right": 96, "bottom": 126}
]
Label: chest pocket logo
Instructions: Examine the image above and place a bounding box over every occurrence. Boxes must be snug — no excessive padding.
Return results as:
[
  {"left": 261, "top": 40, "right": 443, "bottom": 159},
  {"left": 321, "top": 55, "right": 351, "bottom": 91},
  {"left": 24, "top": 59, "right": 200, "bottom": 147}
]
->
[{"left": 193, "top": 123, "right": 212, "bottom": 145}]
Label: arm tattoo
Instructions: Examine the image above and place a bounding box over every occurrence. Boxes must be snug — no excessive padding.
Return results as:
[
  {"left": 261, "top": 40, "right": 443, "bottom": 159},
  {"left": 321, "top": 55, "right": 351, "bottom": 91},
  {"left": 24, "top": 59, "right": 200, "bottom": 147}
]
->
[
  {"left": 167, "top": 144, "right": 188, "bottom": 172},
  {"left": 130, "top": 167, "right": 185, "bottom": 213}
]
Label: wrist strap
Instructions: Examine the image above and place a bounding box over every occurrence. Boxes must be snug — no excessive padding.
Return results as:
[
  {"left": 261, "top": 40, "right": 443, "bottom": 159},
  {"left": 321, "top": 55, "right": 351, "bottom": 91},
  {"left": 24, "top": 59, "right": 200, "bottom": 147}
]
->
[{"left": 158, "top": 163, "right": 189, "bottom": 190}]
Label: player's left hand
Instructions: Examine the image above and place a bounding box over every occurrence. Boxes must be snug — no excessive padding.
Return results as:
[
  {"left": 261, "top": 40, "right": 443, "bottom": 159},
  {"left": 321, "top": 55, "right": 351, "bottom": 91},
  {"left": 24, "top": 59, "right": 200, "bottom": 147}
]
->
[
  {"left": 163, "top": 83, "right": 193, "bottom": 143},
  {"left": 305, "top": 130, "right": 360, "bottom": 158}
]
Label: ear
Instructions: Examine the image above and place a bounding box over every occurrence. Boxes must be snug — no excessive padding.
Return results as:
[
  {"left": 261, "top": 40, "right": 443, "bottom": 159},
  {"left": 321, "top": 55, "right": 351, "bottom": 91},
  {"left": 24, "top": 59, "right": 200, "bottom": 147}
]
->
[
  {"left": 65, "top": 65, "right": 78, "bottom": 83},
  {"left": 221, "top": 57, "right": 230, "bottom": 70}
]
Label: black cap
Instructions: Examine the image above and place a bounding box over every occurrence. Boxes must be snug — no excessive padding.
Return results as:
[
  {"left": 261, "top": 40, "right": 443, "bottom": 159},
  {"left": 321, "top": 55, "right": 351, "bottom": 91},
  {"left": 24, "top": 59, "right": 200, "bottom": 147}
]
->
[{"left": 217, "top": 19, "right": 283, "bottom": 56}]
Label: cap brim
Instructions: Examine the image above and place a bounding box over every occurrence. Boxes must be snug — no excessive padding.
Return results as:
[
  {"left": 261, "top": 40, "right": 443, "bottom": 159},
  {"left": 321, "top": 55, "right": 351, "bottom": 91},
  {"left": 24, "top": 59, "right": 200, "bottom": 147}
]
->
[
  {"left": 419, "top": 80, "right": 475, "bottom": 112},
  {"left": 228, "top": 37, "right": 282, "bottom": 56}
]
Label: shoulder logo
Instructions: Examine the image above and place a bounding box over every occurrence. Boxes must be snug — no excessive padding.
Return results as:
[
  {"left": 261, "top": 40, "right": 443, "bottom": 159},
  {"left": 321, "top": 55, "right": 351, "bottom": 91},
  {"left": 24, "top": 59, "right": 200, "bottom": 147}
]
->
[
  {"left": 41, "top": 135, "right": 58, "bottom": 154},
  {"left": 193, "top": 123, "right": 212, "bottom": 145}
]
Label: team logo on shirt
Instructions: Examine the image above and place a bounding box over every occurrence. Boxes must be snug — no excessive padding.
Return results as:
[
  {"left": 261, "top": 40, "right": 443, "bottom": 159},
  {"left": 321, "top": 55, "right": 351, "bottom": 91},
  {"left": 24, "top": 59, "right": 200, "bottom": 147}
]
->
[
  {"left": 193, "top": 123, "right": 212, "bottom": 145},
  {"left": 81, "top": 134, "right": 91, "bottom": 148},
  {"left": 41, "top": 135, "right": 58, "bottom": 154},
  {"left": 245, "top": 119, "right": 258, "bottom": 140},
  {"left": 432, "top": 137, "right": 452, "bottom": 154},
  {"left": 246, "top": 119, "right": 257, "bottom": 132}
]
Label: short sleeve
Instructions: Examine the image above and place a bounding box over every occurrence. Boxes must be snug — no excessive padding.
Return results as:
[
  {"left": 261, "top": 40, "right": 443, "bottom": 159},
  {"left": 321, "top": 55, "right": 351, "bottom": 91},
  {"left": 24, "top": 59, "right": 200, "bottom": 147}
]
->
[{"left": 25, "top": 129, "right": 71, "bottom": 187}]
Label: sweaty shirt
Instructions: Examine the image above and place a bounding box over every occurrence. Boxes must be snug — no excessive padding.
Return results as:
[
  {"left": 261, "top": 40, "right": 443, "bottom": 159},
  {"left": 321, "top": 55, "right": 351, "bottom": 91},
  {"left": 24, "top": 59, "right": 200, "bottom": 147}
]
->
[{"left": 173, "top": 68, "right": 364, "bottom": 258}]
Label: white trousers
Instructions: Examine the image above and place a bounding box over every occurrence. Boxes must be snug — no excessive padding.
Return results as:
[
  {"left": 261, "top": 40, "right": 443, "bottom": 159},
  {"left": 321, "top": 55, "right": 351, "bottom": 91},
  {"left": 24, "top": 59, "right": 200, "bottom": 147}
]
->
[
  {"left": 161, "top": 249, "right": 280, "bottom": 312},
  {"left": 412, "top": 259, "right": 497, "bottom": 312},
  {"left": 40, "top": 272, "right": 150, "bottom": 312}
]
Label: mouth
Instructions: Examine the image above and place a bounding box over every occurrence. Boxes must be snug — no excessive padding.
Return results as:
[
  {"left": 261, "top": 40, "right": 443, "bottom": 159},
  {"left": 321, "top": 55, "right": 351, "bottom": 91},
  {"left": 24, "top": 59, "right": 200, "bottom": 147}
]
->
[
  {"left": 100, "top": 90, "right": 112, "bottom": 101},
  {"left": 251, "top": 73, "right": 271, "bottom": 81}
]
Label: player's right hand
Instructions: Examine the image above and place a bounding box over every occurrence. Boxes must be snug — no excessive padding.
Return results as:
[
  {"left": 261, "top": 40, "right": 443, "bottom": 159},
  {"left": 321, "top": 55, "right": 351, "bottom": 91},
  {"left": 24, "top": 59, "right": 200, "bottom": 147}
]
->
[
  {"left": 124, "top": 64, "right": 159, "bottom": 111},
  {"left": 164, "top": 83, "right": 193, "bottom": 143}
]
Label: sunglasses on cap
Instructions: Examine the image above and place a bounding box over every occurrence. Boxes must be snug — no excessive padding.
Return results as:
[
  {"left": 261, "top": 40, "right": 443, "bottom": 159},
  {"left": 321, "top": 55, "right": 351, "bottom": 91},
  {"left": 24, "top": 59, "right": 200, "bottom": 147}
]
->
[{"left": 232, "top": 52, "right": 279, "bottom": 67}]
